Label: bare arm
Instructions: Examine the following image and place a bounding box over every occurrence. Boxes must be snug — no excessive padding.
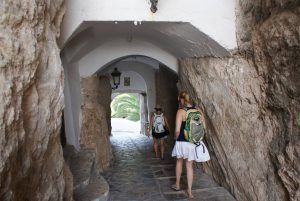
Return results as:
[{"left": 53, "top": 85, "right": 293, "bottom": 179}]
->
[
  {"left": 147, "top": 113, "right": 154, "bottom": 136},
  {"left": 174, "top": 110, "right": 183, "bottom": 140},
  {"left": 149, "top": 113, "right": 154, "bottom": 128}
]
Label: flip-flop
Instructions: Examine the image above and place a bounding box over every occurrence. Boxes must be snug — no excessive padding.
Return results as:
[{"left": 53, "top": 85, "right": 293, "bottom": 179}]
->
[
  {"left": 185, "top": 190, "right": 194, "bottom": 199},
  {"left": 171, "top": 184, "right": 181, "bottom": 191}
]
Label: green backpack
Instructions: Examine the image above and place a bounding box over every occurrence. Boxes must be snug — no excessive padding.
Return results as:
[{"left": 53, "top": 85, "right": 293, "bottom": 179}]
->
[{"left": 184, "top": 108, "right": 206, "bottom": 155}]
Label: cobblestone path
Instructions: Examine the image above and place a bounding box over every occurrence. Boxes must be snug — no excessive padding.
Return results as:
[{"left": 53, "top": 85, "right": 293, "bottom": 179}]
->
[{"left": 102, "top": 132, "right": 237, "bottom": 201}]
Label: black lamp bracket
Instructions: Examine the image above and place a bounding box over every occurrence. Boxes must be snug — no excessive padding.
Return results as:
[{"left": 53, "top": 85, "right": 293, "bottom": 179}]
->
[{"left": 150, "top": 0, "right": 158, "bottom": 13}]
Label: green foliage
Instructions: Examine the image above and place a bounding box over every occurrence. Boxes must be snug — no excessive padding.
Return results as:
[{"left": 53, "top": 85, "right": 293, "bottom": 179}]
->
[{"left": 111, "top": 93, "right": 140, "bottom": 122}]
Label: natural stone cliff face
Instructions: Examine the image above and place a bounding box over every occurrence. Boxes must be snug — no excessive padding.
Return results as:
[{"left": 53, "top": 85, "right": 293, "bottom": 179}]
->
[
  {"left": 80, "top": 75, "right": 113, "bottom": 172},
  {"left": 236, "top": 0, "right": 300, "bottom": 57},
  {"left": 63, "top": 163, "right": 74, "bottom": 201},
  {"left": 155, "top": 65, "right": 178, "bottom": 137},
  {"left": 179, "top": 1, "right": 300, "bottom": 201},
  {"left": 0, "top": 0, "right": 72, "bottom": 201}
]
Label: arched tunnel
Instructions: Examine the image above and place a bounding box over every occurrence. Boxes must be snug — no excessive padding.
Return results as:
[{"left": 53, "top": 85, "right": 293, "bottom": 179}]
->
[
  {"left": 0, "top": 1, "right": 299, "bottom": 201},
  {"left": 61, "top": 21, "right": 229, "bottom": 148}
]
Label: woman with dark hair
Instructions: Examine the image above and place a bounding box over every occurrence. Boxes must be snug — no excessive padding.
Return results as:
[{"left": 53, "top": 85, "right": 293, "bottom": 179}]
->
[
  {"left": 171, "top": 91, "right": 210, "bottom": 199},
  {"left": 147, "top": 105, "right": 170, "bottom": 160}
]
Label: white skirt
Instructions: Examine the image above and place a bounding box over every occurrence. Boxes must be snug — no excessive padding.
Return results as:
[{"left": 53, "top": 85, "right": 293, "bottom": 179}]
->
[{"left": 172, "top": 141, "right": 210, "bottom": 162}]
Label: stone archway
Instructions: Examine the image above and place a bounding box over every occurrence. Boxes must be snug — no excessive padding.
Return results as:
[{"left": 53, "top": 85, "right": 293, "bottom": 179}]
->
[
  {"left": 98, "top": 55, "right": 179, "bottom": 137},
  {"left": 1, "top": 1, "right": 299, "bottom": 201},
  {"left": 61, "top": 21, "right": 230, "bottom": 150},
  {"left": 108, "top": 70, "right": 148, "bottom": 135}
]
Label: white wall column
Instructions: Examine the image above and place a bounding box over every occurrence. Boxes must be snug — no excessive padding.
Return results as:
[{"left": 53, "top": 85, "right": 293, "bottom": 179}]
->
[{"left": 63, "top": 61, "right": 81, "bottom": 150}]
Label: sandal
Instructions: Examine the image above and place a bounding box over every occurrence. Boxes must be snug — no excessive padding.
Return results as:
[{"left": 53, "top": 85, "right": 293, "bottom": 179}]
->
[
  {"left": 171, "top": 184, "right": 181, "bottom": 191},
  {"left": 186, "top": 190, "right": 194, "bottom": 199}
]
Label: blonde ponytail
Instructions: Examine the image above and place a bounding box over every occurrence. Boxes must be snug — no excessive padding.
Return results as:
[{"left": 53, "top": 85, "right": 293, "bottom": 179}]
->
[{"left": 179, "top": 91, "right": 193, "bottom": 106}]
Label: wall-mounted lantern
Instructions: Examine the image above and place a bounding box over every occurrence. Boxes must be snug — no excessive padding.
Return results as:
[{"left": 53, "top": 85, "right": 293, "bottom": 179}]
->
[
  {"left": 150, "top": 0, "right": 158, "bottom": 13},
  {"left": 111, "top": 68, "right": 121, "bottom": 89}
]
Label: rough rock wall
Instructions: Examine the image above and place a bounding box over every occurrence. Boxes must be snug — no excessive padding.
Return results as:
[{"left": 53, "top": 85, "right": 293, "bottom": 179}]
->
[
  {"left": 178, "top": 1, "right": 300, "bottom": 201},
  {"left": 236, "top": 0, "right": 299, "bottom": 57},
  {"left": 155, "top": 65, "right": 178, "bottom": 137},
  {"left": 0, "top": 1, "right": 73, "bottom": 201},
  {"left": 236, "top": 1, "right": 300, "bottom": 200},
  {"left": 80, "top": 75, "right": 113, "bottom": 172}
]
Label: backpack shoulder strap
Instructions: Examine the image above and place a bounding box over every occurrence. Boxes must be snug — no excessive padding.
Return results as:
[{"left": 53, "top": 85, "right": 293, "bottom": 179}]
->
[
  {"left": 186, "top": 108, "right": 199, "bottom": 116},
  {"left": 187, "top": 108, "right": 199, "bottom": 113}
]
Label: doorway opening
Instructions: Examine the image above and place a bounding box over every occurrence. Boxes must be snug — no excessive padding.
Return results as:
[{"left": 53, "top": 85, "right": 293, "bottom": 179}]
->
[{"left": 111, "top": 93, "right": 141, "bottom": 135}]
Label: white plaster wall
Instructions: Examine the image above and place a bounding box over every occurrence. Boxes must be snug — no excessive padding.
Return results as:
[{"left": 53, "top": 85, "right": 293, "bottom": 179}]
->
[
  {"left": 139, "top": 93, "right": 148, "bottom": 134},
  {"left": 63, "top": 22, "right": 230, "bottom": 69},
  {"left": 112, "top": 71, "right": 147, "bottom": 93},
  {"left": 63, "top": 61, "right": 82, "bottom": 150},
  {"left": 61, "top": 0, "right": 236, "bottom": 49},
  {"left": 78, "top": 39, "right": 178, "bottom": 76}
]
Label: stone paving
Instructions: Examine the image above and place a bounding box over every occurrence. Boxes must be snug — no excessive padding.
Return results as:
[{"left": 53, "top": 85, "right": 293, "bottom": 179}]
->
[{"left": 102, "top": 132, "right": 237, "bottom": 201}]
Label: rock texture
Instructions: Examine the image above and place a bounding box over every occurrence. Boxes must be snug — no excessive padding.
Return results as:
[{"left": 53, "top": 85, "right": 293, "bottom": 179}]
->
[
  {"left": 63, "top": 163, "right": 74, "bottom": 201},
  {"left": 178, "top": 1, "right": 300, "bottom": 201},
  {"left": 0, "top": 1, "right": 72, "bottom": 201},
  {"left": 155, "top": 65, "right": 178, "bottom": 137},
  {"left": 63, "top": 145, "right": 109, "bottom": 201},
  {"left": 80, "top": 75, "right": 113, "bottom": 173}
]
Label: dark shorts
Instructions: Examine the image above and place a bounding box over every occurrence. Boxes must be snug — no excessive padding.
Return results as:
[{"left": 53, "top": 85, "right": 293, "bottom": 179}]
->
[{"left": 152, "top": 129, "right": 169, "bottom": 139}]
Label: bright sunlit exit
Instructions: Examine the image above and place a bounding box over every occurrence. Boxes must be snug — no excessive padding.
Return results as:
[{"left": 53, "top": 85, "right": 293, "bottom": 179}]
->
[{"left": 111, "top": 93, "right": 141, "bottom": 134}]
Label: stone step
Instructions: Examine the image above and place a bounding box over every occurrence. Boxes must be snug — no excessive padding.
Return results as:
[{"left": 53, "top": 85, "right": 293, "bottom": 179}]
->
[
  {"left": 74, "top": 174, "right": 110, "bottom": 201},
  {"left": 157, "top": 173, "right": 220, "bottom": 190},
  {"left": 163, "top": 187, "right": 237, "bottom": 201},
  {"left": 64, "top": 146, "right": 96, "bottom": 193},
  {"left": 152, "top": 166, "right": 237, "bottom": 201}
]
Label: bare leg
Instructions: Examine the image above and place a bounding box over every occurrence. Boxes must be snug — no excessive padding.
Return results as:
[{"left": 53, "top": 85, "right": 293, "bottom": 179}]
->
[
  {"left": 160, "top": 138, "right": 165, "bottom": 159},
  {"left": 186, "top": 160, "right": 194, "bottom": 198},
  {"left": 153, "top": 138, "right": 158, "bottom": 157},
  {"left": 175, "top": 158, "right": 183, "bottom": 188}
]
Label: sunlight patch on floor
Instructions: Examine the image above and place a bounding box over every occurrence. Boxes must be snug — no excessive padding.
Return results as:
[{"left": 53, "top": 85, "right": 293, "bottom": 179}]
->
[{"left": 111, "top": 118, "right": 141, "bottom": 135}]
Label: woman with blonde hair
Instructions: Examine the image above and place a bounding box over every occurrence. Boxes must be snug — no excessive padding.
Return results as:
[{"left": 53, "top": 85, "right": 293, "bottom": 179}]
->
[{"left": 171, "top": 91, "right": 210, "bottom": 199}]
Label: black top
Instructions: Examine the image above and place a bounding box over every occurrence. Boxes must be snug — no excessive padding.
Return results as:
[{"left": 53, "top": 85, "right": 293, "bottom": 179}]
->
[
  {"left": 177, "top": 121, "right": 186, "bottom": 141},
  {"left": 176, "top": 106, "right": 195, "bottom": 141}
]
